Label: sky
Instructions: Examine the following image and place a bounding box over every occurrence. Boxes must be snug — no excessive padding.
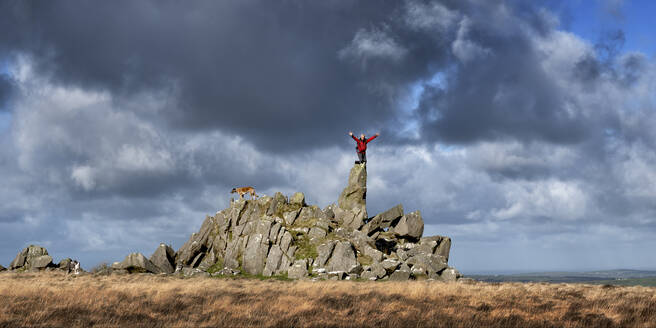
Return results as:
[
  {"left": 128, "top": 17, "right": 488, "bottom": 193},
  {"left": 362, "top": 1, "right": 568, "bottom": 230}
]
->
[{"left": 1, "top": 0, "right": 656, "bottom": 274}]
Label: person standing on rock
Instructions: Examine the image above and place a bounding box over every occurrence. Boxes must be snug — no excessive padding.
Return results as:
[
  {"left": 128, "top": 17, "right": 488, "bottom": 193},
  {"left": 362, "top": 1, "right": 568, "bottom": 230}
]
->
[{"left": 349, "top": 131, "right": 379, "bottom": 165}]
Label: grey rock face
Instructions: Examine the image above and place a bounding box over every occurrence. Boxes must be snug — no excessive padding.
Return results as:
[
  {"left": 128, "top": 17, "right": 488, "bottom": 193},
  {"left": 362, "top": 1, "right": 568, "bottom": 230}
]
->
[
  {"left": 393, "top": 211, "right": 424, "bottom": 240},
  {"left": 30, "top": 255, "right": 53, "bottom": 269},
  {"left": 326, "top": 241, "right": 358, "bottom": 273},
  {"left": 176, "top": 215, "right": 215, "bottom": 266},
  {"left": 116, "top": 253, "right": 162, "bottom": 274},
  {"left": 364, "top": 246, "right": 383, "bottom": 263},
  {"left": 406, "top": 253, "right": 447, "bottom": 274},
  {"left": 267, "top": 192, "right": 288, "bottom": 216},
  {"left": 288, "top": 259, "right": 308, "bottom": 279},
  {"left": 262, "top": 245, "right": 283, "bottom": 277},
  {"left": 435, "top": 237, "right": 451, "bottom": 261},
  {"left": 242, "top": 233, "right": 270, "bottom": 275},
  {"left": 150, "top": 243, "right": 176, "bottom": 274},
  {"left": 389, "top": 270, "right": 411, "bottom": 281},
  {"left": 283, "top": 209, "right": 301, "bottom": 226},
  {"left": 315, "top": 241, "right": 337, "bottom": 268},
  {"left": 370, "top": 262, "right": 387, "bottom": 279},
  {"left": 338, "top": 164, "right": 367, "bottom": 219}
]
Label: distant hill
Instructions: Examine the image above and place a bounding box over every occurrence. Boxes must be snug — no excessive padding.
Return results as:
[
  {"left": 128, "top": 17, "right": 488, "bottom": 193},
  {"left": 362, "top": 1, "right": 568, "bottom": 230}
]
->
[{"left": 468, "top": 269, "right": 656, "bottom": 286}]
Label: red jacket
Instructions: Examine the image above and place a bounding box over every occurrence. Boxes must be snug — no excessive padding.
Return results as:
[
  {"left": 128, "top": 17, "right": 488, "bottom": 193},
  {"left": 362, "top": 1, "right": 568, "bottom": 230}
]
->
[{"left": 351, "top": 134, "right": 378, "bottom": 153}]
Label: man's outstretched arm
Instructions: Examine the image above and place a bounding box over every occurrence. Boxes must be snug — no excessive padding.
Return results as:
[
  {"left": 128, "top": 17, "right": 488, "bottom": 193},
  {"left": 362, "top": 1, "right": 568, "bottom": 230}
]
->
[
  {"left": 349, "top": 131, "right": 358, "bottom": 141},
  {"left": 366, "top": 132, "right": 380, "bottom": 143}
]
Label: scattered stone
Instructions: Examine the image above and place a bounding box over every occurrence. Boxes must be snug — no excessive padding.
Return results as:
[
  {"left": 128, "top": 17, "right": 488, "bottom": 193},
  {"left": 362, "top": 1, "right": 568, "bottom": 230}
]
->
[
  {"left": 328, "top": 271, "right": 346, "bottom": 280},
  {"left": 458, "top": 277, "right": 477, "bottom": 284},
  {"left": 182, "top": 267, "right": 209, "bottom": 278}
]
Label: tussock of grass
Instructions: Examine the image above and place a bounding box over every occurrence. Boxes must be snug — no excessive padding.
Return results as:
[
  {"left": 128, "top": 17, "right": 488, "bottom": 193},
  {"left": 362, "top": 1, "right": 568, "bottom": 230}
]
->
[{"left": 1, "top": 272, "right": 656, "bottom": 327}]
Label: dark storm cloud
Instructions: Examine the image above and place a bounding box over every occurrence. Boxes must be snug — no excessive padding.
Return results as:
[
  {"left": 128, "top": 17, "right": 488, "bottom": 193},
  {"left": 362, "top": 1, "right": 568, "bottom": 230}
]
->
[
  {"left": 0, "top": 0, "right": 450, "bottom": 152},
  {"left": 3, "top": 0, "right": 611, "bottom": 149},
  {"left": 0, "top": 74, "right": 15, "bottom": 111}
]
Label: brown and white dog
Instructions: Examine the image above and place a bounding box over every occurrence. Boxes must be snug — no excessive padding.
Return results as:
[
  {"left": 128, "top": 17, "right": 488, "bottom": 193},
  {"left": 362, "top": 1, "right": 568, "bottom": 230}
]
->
[{"left": 230, "top": 186, "right": 258, "bottom": 200}]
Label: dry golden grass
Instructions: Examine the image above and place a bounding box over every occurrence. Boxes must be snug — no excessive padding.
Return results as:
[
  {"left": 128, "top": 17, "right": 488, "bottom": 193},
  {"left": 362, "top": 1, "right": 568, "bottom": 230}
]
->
[{"left": 1, "top": 272, "right": 656, "bottom": 328}]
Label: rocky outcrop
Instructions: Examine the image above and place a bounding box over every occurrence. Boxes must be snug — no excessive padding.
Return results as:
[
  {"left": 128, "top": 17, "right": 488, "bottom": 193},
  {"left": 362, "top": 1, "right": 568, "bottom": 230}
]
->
[
  {"left": 160, "top": 163, "right": 462, "bottom": 281},
  {"left": 150, "top": 243, "right": 176, "bottom": 274},
  {"left": 8, "top": 245, "right": 81, "bottom": 273},
  {"left": 10, "top": 245, "right": 54, "bottom": 271},
  {"left": 0, "top": 264, "right": 6, "bottom": 272}
]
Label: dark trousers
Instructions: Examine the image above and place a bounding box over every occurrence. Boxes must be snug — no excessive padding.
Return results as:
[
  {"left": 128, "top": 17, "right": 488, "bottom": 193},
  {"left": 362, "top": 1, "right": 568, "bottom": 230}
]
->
[{"left": 357, "top": 151, "right": 366, "bottom": 163}]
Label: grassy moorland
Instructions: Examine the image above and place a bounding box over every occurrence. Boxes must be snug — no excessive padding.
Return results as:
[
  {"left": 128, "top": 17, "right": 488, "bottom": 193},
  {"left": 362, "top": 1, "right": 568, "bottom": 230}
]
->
[{"left": 1, "top": 272, "right": 655, "bottom": 328}]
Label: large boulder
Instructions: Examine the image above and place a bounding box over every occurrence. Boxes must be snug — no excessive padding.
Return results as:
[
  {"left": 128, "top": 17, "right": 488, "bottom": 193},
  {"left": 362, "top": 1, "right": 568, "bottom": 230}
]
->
[
  {"left": 338, "top": 164, "right": 367, "bottom": 219},
  {"left": 10, "top": 245, "right": 52, "bottom": 270},
  {"left": 288, "top": 259, "right": 308, "bottom": 279},
  {"left": 363, "top": 204, "right": 403, "bottom": 234},
  {"left": 406, "top": 253, "right": 447, "bottom": 275},
  {"left": 393, "top": 211, "right": 424, "bottom": 240},
  {"left": 439, "top": 267, "right": 461, "bottom": 282},
  {"left": 114, "top": 253, "right": 162, "bottom": 274},
  {"left": 435, "top": 237, "right": 451, "bottom": 261},
  {"left": 289, "top": 192, "right": 306, "bottom": 207},
  {"left": 325, "top": 241, "right": 358, "bottom": 273},
  {"left": 150, "top": 243, "right": 176, "bottom": 274},
  {"left": 30, "top": 255, "right": 54, "bottom": 270}
]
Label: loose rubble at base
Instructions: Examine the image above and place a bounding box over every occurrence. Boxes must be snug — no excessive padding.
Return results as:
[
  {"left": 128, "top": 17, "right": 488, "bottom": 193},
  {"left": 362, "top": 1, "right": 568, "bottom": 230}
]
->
[{"left": 3, "top": 164, "right": 463, "bottom": 282}]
